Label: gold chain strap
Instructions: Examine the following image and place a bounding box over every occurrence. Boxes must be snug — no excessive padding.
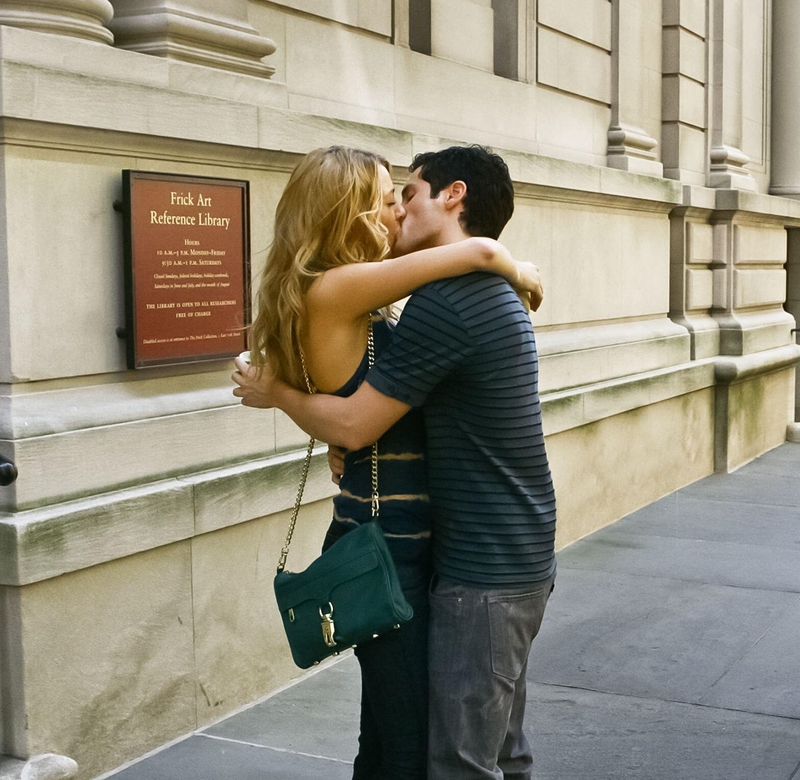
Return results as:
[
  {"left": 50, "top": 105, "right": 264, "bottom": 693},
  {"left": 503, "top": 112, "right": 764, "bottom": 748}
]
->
[
  {"left": 367, "top": 320, "right": 380, "bottom": 518},
  {"left": 277, "top": 316, "right": 379, "bottom": 573}
]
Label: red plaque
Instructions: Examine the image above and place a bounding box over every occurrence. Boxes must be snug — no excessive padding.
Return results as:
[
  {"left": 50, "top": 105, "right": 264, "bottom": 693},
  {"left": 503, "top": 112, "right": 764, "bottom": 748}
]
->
[{"left": 121, "top": 171, "right": 251, "bottom": 368}]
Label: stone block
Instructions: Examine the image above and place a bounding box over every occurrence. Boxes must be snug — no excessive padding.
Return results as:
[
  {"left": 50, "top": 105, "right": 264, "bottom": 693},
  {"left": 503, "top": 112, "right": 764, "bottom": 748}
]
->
[
  {"left": 282, "top": 14, "right": 395, "bottom": 113},
  {"left": 663, "top": 75, "right": 706, "bottom": 129},
  {"left": 680, "top": 76, "right": 707, "bottom": 129},
  {"left": 733, "top": 270, "right": 787, "bottom": 308},
  {"left": 619, "top": 214, "right": 672, "bottom": 315},
  {"left": 717, "top": 311, "right": 798, "bottom": 356},
  {"left": 547, "top": 387, "right": 715, "bottom": 548},
  {"left": 538, "top": 0, "right": 611, "bottom": 50},
  {"left": 742, "top": 69, "right": 766, "bottom": 125},
  {"left": 430, "top": 0, "right": 494, "bottom": 72},
  {"left": 191, "top": 499, "right": 333, "bottom": 726},
  {"left": 11, "top": 544, "right": 196, "bottom": 778},
  {"left": 5, "top": 150, "right": 134, "bottom": 382},
  {"left": 662, "top": 26, "right": 681, "bottom": 74},
  {"left": 662, "top": 122, "right": 707, "bottom": 182},
  {"left": 678, "top": 0, "right": 707, "bottom": 38},
  {"left": 687, "top": 221, "right": 714, "bottom": 264},
  {"left": 534, "top": 88, "right": 611, "bottom": 165},
  {"left": 544, "top": 204, "right": 671, "bottom": 325},
  {"left": 741, "top": 117, "right": 765, "bottom": 169},
  {"left": 288, "top": 94, "right": 398, "bottom": 129},
  {"left": 0, "top": 60, "right": 260, "bottom": 148},
  {"left": 9, "top": 403, "right": 275, "bottom": 511},
  {"left": 668, "top": 28, "right": 707, "bottom": 83},
  {"left": 686, "top": 268, "right": 714, "bottom": 310},
  {"left": 393, "top": 46, "right": 538, "bottom": 144},
  {"left": 0, "top": 478, "right": 195, "bottom": 586},
  {"left": 188, "top": 449, "right": 338, "bottom": 536},
  {"left": 735, "top": 225, "right": 787, "bottom": 264},
  {"left": 537, "top": 27, "right": 612, "bottom": 105},
  {"left": 719, "top": 367, "right": 795, "bottom": 471},
  {"left": 358, "top": 0, "right": 393, "bottom": 34},
  {"left": 681, "top": 29, "right": 708, "bottom": 83},
  {"left": 543, "top": 354, "right": 713, "bottom": 432},
  {"left": 265, "top": 0, "right": 392, "bottom": 35}
]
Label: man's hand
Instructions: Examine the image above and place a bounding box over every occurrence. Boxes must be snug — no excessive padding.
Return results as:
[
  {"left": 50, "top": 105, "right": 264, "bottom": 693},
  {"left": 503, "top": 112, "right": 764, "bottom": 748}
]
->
[
  {"left": 232, "top": 357, "right": 280, "bottom": 408},
  {"left": 327, "top": 445, "right": 346, "bottom": 485}
]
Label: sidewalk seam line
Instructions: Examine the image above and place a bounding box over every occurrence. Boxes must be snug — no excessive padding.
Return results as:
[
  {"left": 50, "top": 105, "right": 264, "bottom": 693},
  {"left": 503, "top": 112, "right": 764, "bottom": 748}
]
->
[
  {"left": 696, "top": 593, "right": 800, "bottom": 700},
  {"left": 535, "top": 680, "right": 800, "bottom": 723},
  {"left": 198, "top": 733, "right": 354, "bottom": 765},
  {"left": 557, "top": 564, "right": 800, "bottom": 595}
]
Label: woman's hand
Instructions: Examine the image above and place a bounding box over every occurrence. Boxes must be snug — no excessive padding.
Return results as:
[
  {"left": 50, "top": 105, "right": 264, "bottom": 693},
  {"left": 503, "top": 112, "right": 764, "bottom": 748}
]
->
[
  {"left": 232, "top": 356, "right": 283, "bottom": 408},
  {"left": 513, "top": 260, "right": 544, "bottom": 312},
  {"left": 480, "top": 239, "right": 544, "bottom": 313}
]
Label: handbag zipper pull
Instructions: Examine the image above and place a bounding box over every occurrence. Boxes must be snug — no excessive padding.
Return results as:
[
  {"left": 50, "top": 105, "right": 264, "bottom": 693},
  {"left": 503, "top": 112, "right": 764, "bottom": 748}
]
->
[{"left": 319, "top": 602, "right": 336, "bottom": 648}]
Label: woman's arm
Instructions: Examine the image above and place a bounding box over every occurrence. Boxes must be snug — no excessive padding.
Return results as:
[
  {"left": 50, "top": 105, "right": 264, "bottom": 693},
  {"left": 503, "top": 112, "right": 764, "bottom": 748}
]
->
[{"left": 306, "top": 237, "right": 542, "bottom": 322}]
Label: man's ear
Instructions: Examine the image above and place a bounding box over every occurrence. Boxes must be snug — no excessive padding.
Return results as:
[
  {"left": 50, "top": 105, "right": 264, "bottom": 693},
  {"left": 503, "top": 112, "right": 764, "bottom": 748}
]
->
[{"left": 443, "top": 180, "right": 467, "bottom": 212}]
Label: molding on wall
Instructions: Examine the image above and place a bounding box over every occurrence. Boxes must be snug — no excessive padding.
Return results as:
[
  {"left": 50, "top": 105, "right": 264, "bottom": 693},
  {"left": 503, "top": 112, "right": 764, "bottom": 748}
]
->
[{"left": 5, "top": 346, "right": 798, "bottom": 587}]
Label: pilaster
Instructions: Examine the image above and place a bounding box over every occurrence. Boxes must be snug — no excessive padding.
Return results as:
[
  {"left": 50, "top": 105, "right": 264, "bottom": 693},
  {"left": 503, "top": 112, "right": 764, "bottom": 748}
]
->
[
  {"left": 661, "top": 0, "right": 709, "bottom": 185},
  {"left": 707, "top": 0, "right": 756, "bottom": 191},
  {"left": 709, "top": 190, "right": 796, "bottom": 356},
  {"left": 108, "top": 0, "right": 276, "bottom": 78},
  {"left": 769, "top": 0, "right": 800, "bottom": 199},
  {"left": 607, "top": 0, "right": 663, "bottom": 176},
  {"left": 669, "top": 185, "right": 720, "bottom": 360},
  {"left": 430, "top": 0, "right": 494, "bottom": 72},
  {"left": 0, "top": 0, "right": 113, "bottom": 44}
]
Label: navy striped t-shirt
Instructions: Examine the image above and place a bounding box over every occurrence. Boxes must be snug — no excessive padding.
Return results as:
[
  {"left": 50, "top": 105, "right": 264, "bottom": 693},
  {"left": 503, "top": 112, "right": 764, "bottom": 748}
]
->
[{"left": 367, "top": 272, "right": 557, "bottom": 588}]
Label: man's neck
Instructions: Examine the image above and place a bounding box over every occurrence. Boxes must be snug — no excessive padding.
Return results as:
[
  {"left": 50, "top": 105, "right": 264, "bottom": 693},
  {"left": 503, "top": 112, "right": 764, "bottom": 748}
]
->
[{"left": 431, "top": 223, "right": 470, "bottom": 248}]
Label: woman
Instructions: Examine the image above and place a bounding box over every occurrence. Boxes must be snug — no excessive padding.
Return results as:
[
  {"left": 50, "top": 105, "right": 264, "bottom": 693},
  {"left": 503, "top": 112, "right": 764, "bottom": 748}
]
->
[{"left": 244, "top": 146, "right": 540, "bottom": 779}]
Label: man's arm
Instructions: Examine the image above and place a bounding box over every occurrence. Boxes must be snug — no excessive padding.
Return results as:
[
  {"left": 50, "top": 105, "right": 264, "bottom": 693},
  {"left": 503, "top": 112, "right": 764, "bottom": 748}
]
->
[{"left": 232, "top": 357, "right": 410, "bottom": 450}]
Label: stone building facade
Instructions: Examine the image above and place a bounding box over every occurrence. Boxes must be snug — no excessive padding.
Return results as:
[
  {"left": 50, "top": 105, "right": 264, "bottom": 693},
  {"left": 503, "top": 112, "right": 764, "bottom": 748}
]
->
[{"left": 0, "top": 1, "right": 798, "bottom": 777}]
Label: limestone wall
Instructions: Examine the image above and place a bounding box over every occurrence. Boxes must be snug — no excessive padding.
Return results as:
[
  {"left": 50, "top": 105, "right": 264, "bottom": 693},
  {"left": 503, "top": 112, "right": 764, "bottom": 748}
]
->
[{"left": 0, "top": 1, "right": 798, "bottom": 777}]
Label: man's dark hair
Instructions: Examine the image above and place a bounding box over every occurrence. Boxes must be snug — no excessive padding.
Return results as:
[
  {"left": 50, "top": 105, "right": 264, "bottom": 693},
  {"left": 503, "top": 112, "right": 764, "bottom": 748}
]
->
[{"left": 409, "top": 145, "right": 514, "bottom": 239}]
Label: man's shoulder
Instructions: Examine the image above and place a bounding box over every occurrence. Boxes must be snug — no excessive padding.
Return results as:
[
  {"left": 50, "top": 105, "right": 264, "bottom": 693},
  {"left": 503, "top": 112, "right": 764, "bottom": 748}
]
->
[{"left": 412, "top": 271, "right": 508, "bottom": 300}]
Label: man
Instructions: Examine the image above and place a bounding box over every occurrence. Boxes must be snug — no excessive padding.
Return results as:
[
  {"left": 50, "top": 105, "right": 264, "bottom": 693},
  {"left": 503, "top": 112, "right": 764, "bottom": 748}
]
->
[{"left": 234, "top": 145, "right": 556, "bottom": 779}]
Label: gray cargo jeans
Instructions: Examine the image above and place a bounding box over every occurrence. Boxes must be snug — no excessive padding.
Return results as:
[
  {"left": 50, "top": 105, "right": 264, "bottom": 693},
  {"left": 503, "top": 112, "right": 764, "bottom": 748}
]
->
[{"left": 427, "top": 574, "right": 554, "bottom": 780}]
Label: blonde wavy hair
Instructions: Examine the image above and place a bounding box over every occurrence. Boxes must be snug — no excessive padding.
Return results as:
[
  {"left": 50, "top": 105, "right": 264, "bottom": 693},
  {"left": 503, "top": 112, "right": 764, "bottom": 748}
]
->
[{"left": 249, "top": 146, "right": 392, "bottom": 388}]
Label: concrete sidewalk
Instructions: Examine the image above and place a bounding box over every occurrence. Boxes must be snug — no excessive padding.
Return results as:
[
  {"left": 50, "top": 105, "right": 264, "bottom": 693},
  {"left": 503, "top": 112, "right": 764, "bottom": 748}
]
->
[{"left": 107, "top": 443, "right": 800, "bottom": 780}]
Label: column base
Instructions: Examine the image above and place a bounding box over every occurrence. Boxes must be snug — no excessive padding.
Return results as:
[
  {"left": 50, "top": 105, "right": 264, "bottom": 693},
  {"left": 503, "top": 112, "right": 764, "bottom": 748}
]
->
[
  {"left": 708, "top": 145, "right": 757, "bottom": 191},
  {"left": 0, "top": 0, "right": 113, "bottom": 44},
  {"left": 607, "top": 125, "right": 664, "bottom": 177},
  {"left": 108, "top": 2, "right": 276, "bottom": 78}
]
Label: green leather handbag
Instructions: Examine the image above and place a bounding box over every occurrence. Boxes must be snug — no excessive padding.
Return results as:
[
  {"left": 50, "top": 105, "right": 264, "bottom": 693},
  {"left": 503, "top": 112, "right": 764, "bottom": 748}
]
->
[
  {"left": 274, "top": 516, "right": 413, "bottom": 669},
  {"left": 272, "top": 320, "right": 413, "bottom": 669}
]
